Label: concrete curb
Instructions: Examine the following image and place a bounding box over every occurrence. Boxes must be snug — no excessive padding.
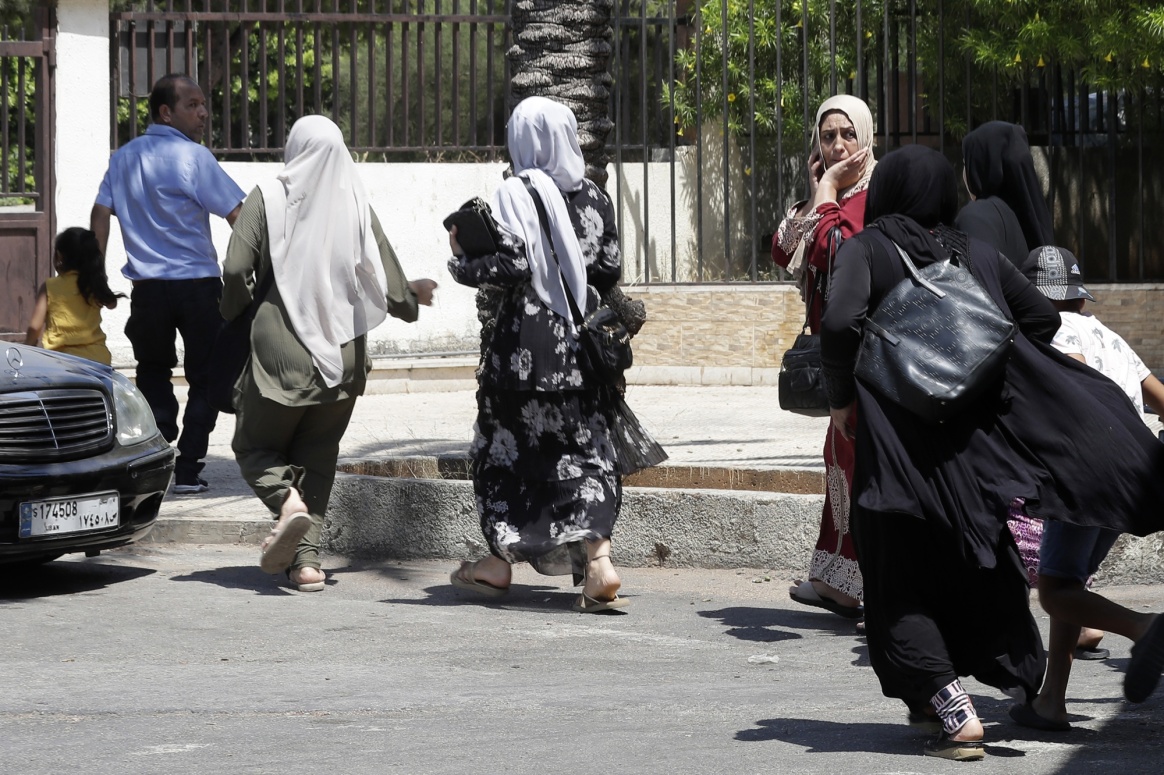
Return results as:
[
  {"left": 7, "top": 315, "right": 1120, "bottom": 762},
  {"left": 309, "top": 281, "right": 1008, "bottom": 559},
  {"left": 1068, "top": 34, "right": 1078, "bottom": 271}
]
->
[
  {"left": 321, "top": 474, "right": 826, "bottom": 570},
  {"left": 143, "top": 468, "right": 1164, "bottom": 583}
]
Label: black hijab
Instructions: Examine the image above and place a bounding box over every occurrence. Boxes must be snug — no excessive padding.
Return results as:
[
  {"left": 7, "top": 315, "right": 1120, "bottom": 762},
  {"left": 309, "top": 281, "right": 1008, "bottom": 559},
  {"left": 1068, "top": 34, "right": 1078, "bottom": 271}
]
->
[
  {"left": 864, "top": 144, "right": 960, "bottom": 266},
  {"left": 962, "top": 121, "right": 1054, "bottom": 250}
]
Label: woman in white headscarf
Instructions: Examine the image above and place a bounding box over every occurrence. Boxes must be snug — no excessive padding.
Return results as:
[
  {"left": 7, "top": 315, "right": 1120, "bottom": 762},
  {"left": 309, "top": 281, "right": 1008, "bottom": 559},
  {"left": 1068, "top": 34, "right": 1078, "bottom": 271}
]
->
[
  {"left": 772, "top": 95, "right": 876, "bottom": 621},
  {"left": 446, "top": 96, "right": 661, "bottom": 613},
  {"left": 222, "top": 115, "right": 437, "bottom": 591}
]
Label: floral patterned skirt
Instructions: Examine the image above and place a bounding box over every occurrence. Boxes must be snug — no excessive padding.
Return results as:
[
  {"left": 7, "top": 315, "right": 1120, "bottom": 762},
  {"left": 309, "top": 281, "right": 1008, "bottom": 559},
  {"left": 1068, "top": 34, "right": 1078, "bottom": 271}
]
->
[{"left": 470, "top": 388, "right": 623, "bottom": 581}]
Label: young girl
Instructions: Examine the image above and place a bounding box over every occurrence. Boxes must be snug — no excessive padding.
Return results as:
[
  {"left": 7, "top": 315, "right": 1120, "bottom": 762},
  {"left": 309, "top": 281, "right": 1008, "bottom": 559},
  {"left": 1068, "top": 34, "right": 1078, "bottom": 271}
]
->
[{"left": 24, "top": 227, "right": 124, "bottom": 365}]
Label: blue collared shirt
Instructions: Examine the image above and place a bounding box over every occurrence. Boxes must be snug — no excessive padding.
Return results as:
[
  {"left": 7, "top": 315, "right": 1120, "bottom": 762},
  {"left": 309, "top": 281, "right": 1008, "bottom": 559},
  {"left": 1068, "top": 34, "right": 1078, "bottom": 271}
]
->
[{"left": 96, "top": 124, "right": 245, "bottom": 281}]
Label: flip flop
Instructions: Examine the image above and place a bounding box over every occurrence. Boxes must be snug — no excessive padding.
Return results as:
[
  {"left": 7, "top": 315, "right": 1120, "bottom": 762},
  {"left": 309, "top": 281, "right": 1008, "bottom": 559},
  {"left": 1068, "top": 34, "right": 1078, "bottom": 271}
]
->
[
  {"left": 788, "top": 580, "right": 863, "bottom": 620},
  {"left": 1074, "top": 645, "right": 1110, "bottom": 660},
  {"left": 1125, "top": 614, "right": 1164, "bottom": 703},
  {"left": 1008, "top": 702, "right": 1070, "bottom": 732},
  {"left": 449, "top": 561, "right": 509, "bottom": 598},
  {"left": 923, "top": 733, "right": 985, "bottom": 761},
  {"left": 289, "top": 567, "right": 327, "bottom": 593},
  {"left": 573, "top": 592, "right": 630, "bottom": 613},
  {"left": 259, "top": 512, "right": 312, "bottom": 574}
]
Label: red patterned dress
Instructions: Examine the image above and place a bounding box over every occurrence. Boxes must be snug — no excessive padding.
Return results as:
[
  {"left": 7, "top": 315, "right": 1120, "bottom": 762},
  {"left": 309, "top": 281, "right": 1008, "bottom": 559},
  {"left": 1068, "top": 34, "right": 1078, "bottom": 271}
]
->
[{"left": 773, "top": 188, "right": 868, "bottom": 601}]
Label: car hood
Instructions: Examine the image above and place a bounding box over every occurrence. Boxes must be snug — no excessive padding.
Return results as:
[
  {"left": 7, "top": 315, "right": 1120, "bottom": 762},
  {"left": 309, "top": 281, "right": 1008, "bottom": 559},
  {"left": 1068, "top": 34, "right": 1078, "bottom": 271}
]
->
[{"left": 1, "top": 343, "right": 113, "bottom": 394}]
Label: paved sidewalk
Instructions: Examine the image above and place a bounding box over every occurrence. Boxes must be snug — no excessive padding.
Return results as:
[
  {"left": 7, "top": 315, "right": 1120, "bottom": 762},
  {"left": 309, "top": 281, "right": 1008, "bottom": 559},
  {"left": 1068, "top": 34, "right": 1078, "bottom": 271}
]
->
[
  {"left": 157, "top": 384, "right": 832, "bottom": 530},
  {"left": 147, "top": 382, "right": 1164, "bottom": 583}
]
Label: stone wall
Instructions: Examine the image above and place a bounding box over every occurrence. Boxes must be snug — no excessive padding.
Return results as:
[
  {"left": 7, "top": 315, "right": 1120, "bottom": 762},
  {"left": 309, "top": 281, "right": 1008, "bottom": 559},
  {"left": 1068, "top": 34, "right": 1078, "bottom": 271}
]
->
[{"left": 624, "top": 282, "right": 1164, "bottom": 384}]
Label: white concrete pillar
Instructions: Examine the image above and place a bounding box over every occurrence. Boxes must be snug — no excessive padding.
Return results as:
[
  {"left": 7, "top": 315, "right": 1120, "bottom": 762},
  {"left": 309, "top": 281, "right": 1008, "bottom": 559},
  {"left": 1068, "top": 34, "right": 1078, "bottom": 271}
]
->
[{"left": 54, "top": 1, "right": 111, "bottom": 240}]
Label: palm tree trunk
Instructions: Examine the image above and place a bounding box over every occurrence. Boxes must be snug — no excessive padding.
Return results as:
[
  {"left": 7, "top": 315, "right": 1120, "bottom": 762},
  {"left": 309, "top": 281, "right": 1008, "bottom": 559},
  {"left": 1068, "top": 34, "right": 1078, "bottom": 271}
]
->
[{"left": 507, "top": 0, "right": 615, "bottom": 187}]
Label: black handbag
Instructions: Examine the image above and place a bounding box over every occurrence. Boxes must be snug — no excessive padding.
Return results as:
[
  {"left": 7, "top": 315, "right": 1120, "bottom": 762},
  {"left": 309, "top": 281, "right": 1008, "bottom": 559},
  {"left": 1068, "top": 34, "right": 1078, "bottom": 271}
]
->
[
  {"left": 443, "top": 197, "right": 502, "bottom": 256},
  {"left": 521, "top": 179, "right": 632, "bottom": 385},
  {"left": 207, "top": 268, "right": 275, "bottom": 415},
  {"left": 854, "top": 233, "right": 1017, "bottom": 424},
  {"left": 778, "top": 227, "right": 841, "bottom": 417}
]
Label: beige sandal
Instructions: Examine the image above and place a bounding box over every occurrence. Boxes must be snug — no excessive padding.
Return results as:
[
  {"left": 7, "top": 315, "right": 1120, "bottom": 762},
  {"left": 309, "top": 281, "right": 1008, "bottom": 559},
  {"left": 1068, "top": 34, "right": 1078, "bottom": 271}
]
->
[
  {"left": 449, "top": 560, "right": 510, "bottom": 597},
  {"left": 574, "top": 553, "right": 629, "bottom": 613},
  {"left": 260, "top": 487, "right": 313, "bottom": 574},
  {"left": 289, "top": 566, "right": 326, "bottom": 592}
]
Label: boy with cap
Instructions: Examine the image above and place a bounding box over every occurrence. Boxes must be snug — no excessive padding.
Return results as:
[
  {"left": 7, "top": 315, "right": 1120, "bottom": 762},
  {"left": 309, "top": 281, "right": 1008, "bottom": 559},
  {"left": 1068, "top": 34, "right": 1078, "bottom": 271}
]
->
[{"left": 1009, "top": 245, "right": 1164, "bottom": 731}]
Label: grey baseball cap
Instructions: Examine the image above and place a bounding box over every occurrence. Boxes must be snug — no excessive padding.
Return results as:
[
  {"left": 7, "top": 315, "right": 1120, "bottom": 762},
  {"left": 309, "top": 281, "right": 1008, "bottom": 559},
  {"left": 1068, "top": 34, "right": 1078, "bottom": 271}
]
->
[{"left": 1030, "top": 245, "right": 1096, "bottom": 302}]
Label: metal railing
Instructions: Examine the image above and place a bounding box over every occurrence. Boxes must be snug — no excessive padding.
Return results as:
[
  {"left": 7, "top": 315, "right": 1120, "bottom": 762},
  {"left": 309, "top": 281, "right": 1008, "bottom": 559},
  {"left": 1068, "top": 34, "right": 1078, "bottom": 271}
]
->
[
  {"left": 108, "top": 0, "right": 1164, "bottom": 283},
  {"left": 0, "top": 21, "right": 48, "bottom": 206}
]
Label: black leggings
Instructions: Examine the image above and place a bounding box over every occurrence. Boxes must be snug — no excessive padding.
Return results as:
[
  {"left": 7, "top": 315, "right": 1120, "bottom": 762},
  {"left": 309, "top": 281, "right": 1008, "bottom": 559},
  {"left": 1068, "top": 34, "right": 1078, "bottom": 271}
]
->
[{"left": 854, "top": 508, "right": 1046, "bottom": 709}]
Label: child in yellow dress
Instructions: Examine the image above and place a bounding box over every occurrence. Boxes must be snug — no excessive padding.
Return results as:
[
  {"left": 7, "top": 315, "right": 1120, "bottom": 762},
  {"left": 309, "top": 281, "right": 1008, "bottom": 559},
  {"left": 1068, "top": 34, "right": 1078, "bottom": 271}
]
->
[{"left": 24, "top": 227, "right": 124, "bottom": 365}]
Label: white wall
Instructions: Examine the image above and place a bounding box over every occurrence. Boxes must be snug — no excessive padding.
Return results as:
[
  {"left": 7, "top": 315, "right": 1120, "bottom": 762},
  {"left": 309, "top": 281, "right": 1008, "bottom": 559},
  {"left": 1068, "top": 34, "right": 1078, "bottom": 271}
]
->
[
  {"left": 56, "top": 3, "right": 506, "bottom": 365},
  {"left": 55, "top": 3, "right": 753, "bottom": 366}
]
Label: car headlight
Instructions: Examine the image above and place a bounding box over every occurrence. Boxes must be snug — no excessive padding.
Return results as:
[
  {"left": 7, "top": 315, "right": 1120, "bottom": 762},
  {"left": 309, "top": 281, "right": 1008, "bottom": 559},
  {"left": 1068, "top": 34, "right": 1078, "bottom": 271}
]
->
[{"left": 110, "top": 371, "right": 159, "bottom": 444}]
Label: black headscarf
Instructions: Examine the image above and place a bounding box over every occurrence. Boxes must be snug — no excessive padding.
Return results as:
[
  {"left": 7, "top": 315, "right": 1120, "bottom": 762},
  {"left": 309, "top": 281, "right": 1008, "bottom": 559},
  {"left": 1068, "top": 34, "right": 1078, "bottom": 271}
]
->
[
  {"left": 962, "top": 121, "right": 1054, "bottom": 251},
  {"left": 864, "top": 144, "right": 960, "bottom": 266}
]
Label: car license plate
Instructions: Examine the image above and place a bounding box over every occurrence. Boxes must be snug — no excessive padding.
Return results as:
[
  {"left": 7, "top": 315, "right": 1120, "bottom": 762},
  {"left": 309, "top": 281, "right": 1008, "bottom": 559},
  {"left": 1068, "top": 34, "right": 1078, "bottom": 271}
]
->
[{"left": 19, "top": 492, "right": 120, "bottom": 538}]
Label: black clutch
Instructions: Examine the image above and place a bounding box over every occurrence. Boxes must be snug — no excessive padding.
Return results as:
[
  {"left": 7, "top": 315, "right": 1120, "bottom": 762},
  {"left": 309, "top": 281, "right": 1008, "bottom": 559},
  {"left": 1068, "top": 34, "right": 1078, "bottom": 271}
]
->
[{"left": 443, "top": 197, "right": 501, "bottom": 256}]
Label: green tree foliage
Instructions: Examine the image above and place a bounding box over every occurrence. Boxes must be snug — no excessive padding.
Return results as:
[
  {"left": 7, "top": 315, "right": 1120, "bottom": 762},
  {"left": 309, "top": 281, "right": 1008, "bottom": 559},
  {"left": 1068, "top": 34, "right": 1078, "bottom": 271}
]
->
[
  {"left": 667, "top": 0, "right": 1164, "bottom": 145},
  {"left": 961, "top": 0, "right": 1164, "bottom": 90},
  {"left": 666, "top": 0, "right": 883, "bottom": 152}
]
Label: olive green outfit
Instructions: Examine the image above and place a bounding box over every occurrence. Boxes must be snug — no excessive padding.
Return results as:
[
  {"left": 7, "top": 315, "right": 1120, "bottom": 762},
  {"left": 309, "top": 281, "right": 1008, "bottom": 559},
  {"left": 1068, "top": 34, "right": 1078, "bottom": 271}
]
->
[{"left": 221, "top": 187, "right": 418, "bottom": 570}]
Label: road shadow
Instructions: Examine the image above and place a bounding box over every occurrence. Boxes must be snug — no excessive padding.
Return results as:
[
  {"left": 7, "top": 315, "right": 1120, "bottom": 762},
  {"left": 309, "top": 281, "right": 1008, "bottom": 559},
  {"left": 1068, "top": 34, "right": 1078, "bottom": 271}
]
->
[
  {"left": 699, "top": 605, "right": 863, "bottom": 643},
  {"left": 0, "top": 557, "right": 156, "bottom": 601},
  {"left": 381, "top": 583, "right": 630, "bottom": 616},
  {"left": 168, "top": 564, "right": 318, "bottom": 596},
  {"left": 734, "top": 717, "right": 1026, "bottom": 758}
]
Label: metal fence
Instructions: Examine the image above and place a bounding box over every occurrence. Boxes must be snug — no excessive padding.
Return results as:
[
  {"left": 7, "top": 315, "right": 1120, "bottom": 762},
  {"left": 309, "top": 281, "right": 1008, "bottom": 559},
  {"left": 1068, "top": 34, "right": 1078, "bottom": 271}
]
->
[
  {"left": 0, "top": 20, "right": 49, "bottom": 206},
  {"left": 108, "top": 0, "right": 1164, "bottom": 283}
]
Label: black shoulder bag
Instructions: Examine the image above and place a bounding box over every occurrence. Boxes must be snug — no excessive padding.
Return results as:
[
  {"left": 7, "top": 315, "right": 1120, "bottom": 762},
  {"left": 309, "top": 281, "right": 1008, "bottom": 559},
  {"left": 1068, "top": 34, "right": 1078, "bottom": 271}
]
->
[
  {"left": 208, "top": 268, "right": 276, "bottom": 415},
  {"left": 520, "top": 178, "right": 632, "bottom": 385},
  {"left": 854, "top": 232, "right": 1017, "bottom": 424},
  {"left": 443, "top": 197, "right": 502, "bottom": 256},
  {"left": 778, "top": 226, "right": 841, "bottom": 417}
]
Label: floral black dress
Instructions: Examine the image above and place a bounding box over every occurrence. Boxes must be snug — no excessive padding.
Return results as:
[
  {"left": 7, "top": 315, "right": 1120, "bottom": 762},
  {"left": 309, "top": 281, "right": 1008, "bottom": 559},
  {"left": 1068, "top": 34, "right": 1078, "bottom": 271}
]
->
[{"left": 449, "top": 178, "right": 629, "bottom": 581}]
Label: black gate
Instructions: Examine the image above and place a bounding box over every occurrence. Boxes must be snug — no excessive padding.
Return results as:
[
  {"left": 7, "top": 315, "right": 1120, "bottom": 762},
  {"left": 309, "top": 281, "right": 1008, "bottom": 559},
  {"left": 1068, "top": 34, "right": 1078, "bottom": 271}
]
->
[{"left": 0, "top": 6, "right": 55, "bottom": 342}]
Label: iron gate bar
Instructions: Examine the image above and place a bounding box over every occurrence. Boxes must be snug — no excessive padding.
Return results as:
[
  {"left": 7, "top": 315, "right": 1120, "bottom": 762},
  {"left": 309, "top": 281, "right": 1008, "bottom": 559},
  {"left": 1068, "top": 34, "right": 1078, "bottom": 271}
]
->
[
  {"left": 107, "top": 2, "right": 1163, "bottom": 283},
  {"left": 113, "top": 13, "right": 508, "bottom": 22},
  {"left": 668, "top": 0, "right": 676, "bottom": 283},
  {"left": 748, "top": 0, "right": 757, "bottom": 282},
  {"left": 719, "top": 0, "right": 729, "bottom": 280}
]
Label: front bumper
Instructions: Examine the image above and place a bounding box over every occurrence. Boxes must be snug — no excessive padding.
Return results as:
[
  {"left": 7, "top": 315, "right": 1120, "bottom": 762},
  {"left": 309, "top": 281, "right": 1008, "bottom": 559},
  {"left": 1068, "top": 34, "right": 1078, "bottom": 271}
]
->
[{"left": 0, "top": 436, "right": 175, "bottom": 563}]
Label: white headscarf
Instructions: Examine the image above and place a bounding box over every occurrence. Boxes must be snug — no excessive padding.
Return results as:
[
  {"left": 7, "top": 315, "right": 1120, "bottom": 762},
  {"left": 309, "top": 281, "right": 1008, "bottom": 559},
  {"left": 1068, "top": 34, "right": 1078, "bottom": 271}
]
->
[
  {"left": 492, "top": 96, "right": 588, "bottom": 330},
  {"left": 811, "top": 94, "right": 877, "bottom": 195},
  {"left": 259, "top": 115, "right": 389, "bottom": 388}
]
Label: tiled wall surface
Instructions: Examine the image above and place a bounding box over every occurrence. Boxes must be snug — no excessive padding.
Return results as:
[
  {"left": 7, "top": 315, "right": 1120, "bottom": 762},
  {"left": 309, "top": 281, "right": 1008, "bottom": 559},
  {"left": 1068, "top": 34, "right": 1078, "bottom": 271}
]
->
[
  {"left": 626, "top": 283, "right": 1164, "bottom": 381},
  {"left": 1087, "top": 285, "right": 1164, "bottom": 372}
]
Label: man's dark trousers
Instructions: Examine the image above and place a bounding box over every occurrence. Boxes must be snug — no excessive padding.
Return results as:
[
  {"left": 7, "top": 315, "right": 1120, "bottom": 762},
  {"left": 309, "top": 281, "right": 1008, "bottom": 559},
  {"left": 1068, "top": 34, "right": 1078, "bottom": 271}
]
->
[{"left": 125, "top": 277, "right": 223, "bottom": 481}]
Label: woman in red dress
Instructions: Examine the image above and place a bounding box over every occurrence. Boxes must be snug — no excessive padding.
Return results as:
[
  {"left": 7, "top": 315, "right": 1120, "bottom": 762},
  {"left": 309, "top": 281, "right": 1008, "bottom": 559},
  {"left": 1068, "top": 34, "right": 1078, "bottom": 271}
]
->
[{"left": 772, "top": 95, "right": 876, "bottom": 618}]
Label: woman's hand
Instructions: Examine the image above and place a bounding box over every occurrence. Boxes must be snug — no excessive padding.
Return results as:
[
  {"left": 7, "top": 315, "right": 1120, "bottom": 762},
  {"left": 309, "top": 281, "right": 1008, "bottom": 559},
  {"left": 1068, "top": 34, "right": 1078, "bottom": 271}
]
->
[
  {"left": 830, "top": 401, "right": 857, "bottom": 442},
  {"left": 448, "top": 225, "right": 464, "bottom": 257},
  {"left": 409, "top": 279, "right": 438, "bottom": 306},
  {"left": 820, "top": 147, "right": 870, "bottom": 193}
]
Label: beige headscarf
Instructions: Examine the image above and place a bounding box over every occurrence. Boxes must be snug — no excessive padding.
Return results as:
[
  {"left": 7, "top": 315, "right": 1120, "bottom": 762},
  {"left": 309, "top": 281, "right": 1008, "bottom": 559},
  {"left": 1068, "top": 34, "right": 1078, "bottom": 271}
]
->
[
  {"left": 810, "top": 94, "right": 877, "bottom": 196},
  {"left": 259, "top": 115, "right": 389, "bottom": 388}
]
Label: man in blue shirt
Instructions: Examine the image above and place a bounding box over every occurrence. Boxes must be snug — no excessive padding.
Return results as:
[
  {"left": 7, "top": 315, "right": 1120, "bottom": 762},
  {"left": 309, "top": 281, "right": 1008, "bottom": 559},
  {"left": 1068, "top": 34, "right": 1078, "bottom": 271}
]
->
[{"left": 92, "top": 74, "right": 245, "bottom": 494}]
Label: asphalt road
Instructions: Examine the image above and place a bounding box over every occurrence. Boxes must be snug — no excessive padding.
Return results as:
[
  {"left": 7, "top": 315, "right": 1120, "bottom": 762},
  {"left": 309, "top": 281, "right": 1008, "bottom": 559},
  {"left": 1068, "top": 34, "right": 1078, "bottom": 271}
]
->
[{"left": 4, "top": 545, "right": 1164, "bottom": 775}]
